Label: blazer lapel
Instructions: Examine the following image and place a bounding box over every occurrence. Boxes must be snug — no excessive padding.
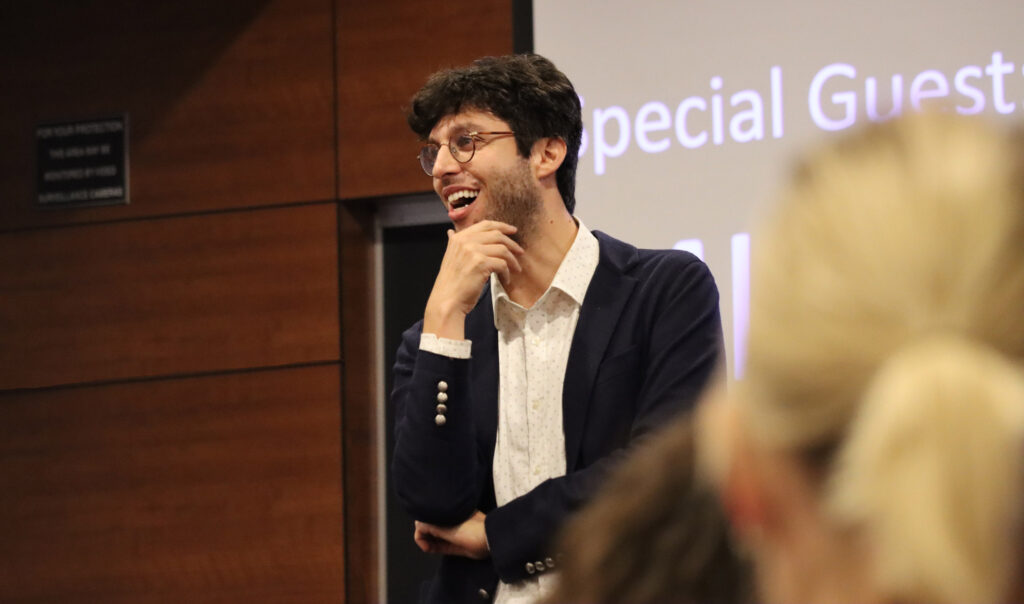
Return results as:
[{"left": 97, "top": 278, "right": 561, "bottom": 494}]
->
[
  {"left": 466, "top": 286, "right": 499, "bottom": 464},
  {"left": 562, "top": 233, "right": 638, "bottom": 470}
]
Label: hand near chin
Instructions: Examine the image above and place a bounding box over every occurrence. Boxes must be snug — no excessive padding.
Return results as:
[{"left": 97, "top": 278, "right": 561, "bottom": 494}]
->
[
  {"left": 414, "top": 511, "right": 490, "bottom": 560},
  {"left": 423, "top": 220, "right": 524, "bottom": 339}
]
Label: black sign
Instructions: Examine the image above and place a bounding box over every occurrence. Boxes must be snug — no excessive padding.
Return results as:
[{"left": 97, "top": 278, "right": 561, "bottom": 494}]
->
[{"left": 36, "top": 116, "right": 128, "bottom": 208}]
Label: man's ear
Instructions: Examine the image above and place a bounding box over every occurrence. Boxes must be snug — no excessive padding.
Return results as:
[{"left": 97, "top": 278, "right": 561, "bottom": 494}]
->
[{"left": 532, "top": 137, "right": 567, "bottom": 180}]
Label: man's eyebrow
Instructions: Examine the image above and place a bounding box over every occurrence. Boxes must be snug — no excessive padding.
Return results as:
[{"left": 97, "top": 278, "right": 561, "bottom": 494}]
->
[{"left": 427, "top": 121, "right": 484, "bottom": 144}]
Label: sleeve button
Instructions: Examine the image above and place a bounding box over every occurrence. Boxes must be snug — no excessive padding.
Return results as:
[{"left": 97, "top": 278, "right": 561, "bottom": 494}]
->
[
  {"left": 437, "top": 381, "right": 448, "bottom": 392},
  {"left": 435, "top": 414, "right": 446, "bottom": 426},
  {"left": 525, "top": 562, "right": 535, "bottom": 574},
  {"left": 437, "top": 392, "right": 448, "bottom": 403}
]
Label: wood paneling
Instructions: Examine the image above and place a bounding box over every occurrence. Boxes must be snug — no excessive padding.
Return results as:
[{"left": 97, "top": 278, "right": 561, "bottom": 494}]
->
[
  {"left": 339, "top": 203, "right": 378, "bottom": 603},
  {"left": 335, "top": 0, "right": 515, "bottom": 199},
  {"left": 0, "top": 203, "right": 339, "bottom": 391},
  {"left": 0, "top": 1, "right": 521, "bottom": 601},
  {"left": 0, "top": 365, "right": 345, "bottom": 603},
  {"left": 0, "top": 0, "right": 335, "bottom": 230}
]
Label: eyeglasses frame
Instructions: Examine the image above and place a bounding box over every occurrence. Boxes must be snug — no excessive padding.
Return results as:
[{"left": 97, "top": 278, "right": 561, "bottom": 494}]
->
[{"left": 417, "top": 130, "right": 516, "bottom": 175}]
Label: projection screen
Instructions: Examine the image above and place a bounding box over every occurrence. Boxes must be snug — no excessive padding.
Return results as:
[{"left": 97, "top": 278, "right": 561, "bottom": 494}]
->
[{"left": 534, "top": 1, "right": 1024, "bottom": 376}]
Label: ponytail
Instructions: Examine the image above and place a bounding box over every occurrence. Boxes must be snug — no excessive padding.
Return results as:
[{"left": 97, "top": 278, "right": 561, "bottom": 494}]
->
[{"left": 827, "top": 335, "right": 1024, "bottom": 604}]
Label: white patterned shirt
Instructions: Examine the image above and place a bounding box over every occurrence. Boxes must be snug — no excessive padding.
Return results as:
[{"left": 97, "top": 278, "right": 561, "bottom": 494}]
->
[
  {"left": 490, "top": 221, "right": 598, "bottom": 603},
  {"left": 420, "top": 221, "right": 599, "bottom": 604}
]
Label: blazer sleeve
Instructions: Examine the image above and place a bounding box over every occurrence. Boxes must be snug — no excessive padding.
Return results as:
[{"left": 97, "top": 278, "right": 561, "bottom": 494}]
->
[
  {"left": 484, "top": 255, "right": 723, "bottom": 583},
  {"left": 390, "top": 322, "right": 488, "bottom": 526}
]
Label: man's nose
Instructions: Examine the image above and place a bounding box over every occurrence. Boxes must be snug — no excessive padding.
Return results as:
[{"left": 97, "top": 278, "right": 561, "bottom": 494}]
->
[{"left": 432, "top": 144, "right": 462, "bottom": 178}]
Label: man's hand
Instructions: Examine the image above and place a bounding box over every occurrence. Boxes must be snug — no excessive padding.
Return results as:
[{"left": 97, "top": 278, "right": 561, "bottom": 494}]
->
[
  {"left": 423, "top": 221, "right": 524, "bottom": 340},
  {"left": 414, "top": 510, "right": 490, "bottom": 560}
]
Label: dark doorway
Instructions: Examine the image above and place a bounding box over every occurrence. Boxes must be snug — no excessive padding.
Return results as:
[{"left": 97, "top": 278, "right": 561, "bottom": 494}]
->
[{"left": 382, "top": 221, "right": 449, "bottom": 603}]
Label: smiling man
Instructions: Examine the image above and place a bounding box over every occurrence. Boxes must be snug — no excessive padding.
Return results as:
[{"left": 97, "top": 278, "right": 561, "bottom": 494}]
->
[{"left": 390, "top": 54, "right": 723, "bottom": 604}]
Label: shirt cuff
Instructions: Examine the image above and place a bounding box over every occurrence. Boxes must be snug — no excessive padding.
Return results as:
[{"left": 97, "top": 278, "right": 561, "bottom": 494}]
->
[{"left": 419, "top": 333, "right": 472, "bottom": 359}]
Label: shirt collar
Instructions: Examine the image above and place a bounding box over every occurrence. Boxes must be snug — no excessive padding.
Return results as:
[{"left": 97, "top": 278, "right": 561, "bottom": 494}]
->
[{"left": 490, "top": 219, "right": 600, "bottom": 326}]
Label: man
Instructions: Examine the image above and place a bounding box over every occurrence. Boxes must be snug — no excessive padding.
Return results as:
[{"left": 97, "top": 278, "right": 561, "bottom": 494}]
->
[{"left": 391, "top": 54, "right": 722, "bottom": 604}]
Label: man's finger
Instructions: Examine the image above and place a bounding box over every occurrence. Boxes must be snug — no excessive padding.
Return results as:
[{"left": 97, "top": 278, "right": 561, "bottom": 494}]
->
[{"left": 478, "top": 244, "right": 522, "bottom": 273}]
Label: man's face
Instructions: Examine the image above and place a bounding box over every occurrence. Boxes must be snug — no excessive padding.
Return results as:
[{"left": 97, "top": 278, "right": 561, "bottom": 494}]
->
[{"left": 427, "top": 110, "right": 541, "bottom": 238}]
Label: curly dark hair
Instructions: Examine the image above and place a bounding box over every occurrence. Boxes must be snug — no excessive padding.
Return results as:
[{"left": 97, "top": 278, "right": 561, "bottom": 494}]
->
[{"left": 407, "top": 53, "right": 583, "bottom": 214}]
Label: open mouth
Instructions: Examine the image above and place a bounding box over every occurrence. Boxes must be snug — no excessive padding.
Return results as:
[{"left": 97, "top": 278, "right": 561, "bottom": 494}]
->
[{"left": 447, "top": 189, "right": 479, "bottom": 210}]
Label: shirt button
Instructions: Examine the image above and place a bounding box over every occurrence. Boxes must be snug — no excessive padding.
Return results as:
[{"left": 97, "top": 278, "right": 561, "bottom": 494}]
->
[
  {"left": 531, "top": 400, "right": 540, "bottom": 410},
  {"left": 533, "top": 466, "right": 541, "bottom": 476}
]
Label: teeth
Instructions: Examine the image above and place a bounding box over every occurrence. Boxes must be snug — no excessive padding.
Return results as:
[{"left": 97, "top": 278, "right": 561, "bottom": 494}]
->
[{"left": 447, "top": 190, "right": 479, "bottom": 206}]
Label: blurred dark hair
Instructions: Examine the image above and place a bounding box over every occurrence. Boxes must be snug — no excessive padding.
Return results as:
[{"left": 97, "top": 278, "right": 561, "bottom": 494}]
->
[
  {"left": 407, "top": 53, "right": 582, "bottom": 213},
  {"left": 541, "top": 415, "right": 755, "bottom": 604}
]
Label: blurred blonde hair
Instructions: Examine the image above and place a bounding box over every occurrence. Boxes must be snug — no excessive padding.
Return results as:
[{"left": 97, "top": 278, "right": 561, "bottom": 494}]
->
[{"left": 740, "top": 114, "right": 1024, "bottom": 603}]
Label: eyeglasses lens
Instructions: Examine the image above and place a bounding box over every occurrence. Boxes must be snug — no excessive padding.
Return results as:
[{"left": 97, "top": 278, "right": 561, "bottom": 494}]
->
[
  {"left": 418, "top": 145, "right": 438, "bottom": 175},
  {"left": 418, "top": 133, "right": 480, "bottom": 175}
]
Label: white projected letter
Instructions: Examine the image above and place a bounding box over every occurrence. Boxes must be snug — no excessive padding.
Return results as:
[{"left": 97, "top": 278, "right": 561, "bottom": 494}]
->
[
  {"left": 809, "top": 63, "right": 857, "bottom": 131},
  {"left": 635, "top": 102, "right": 672, "bottom": 153},
  {"left": 578, "top": 95, "right": 589, "bottom": 157},
  {"left": 865, "top": 74, "right": 903, "bottom": 121},
  {"left": 593, "top": 106, "right": 631, "bottom": 175},
  {"left": 771, "top": 66, "right": 784, "bottom": 138},
  {"left": 954, "top": 65, "right": 986, "bottom": 114},
  {"left": 731, "top": 233, "right": 750, "bottom": 380},
  {"left": 674, "top": 97, "right": 708, "bottom": 149},
  {"left": 729, "top": 90, "right": 765, "bottom": 143},
  {"left": 909, "top": 70, "right": 950, "bottom": 110},
  {"left": 985, "top": 51, "right": 1016, "bottom": 114},
  {"left": 711, "top": 76, "right": 725, "bottom": 145},
  {"left": 673, "top": 238, "right": 704, "bottom": 261}
]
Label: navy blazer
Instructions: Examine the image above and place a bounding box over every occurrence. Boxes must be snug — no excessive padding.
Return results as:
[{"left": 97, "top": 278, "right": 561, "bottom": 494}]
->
[{"left": 391, "top": 230, "right": 723, "bottom": 603}]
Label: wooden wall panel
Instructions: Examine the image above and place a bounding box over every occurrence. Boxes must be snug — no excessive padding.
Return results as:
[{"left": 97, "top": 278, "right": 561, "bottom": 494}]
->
[
  {"left": 0, "top": 365, "right": 345, "bottom": 603},
  {"left": 0, "top": 203, "right": 339, "bottom": 391},
  {"left": 0, "top": 0, "right": 334, "bottom": 230},
  {"left": 335, "top": 0, "right": 515, "bottom": 199},
  {"left": 338, "top": 203, "right": 378, "bottom": 603}
]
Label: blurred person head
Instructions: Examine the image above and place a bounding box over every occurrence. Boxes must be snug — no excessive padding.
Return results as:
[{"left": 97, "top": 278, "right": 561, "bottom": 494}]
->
[
  {"left": 700, "top": 114, "right": 1024, "bottom": 604},
  {"left": 542, "top": 415, "right": 754, "bottom": 604}
]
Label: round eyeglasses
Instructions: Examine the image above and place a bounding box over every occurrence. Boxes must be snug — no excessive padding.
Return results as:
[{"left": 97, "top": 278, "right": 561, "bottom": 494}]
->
[{"left": 417, "top": 131, "right": 515, "bottom": 175}]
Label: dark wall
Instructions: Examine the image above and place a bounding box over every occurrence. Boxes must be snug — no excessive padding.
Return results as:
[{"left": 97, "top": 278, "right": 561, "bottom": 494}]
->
[
  {"left": 0, "top": 1, "right": 513, "bottom": 601},
  {"left": 382, "top": 223, "right": 450, "bottom": 603}
]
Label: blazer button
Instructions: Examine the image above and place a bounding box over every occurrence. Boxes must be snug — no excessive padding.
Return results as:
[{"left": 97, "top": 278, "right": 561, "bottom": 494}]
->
[
  {"left": 437, "top": 381, "right": 448, "bottom": 392},
  {"left": 435, "top": 414, "right": 446, "bottom": 426},
  {"left": 477, "top": 588, "right": 490, "bottom": 600},
  {"left": 535, "top": 561, "right": 546, "bottom": 572},
  {"left": 525, "top": 562, "right": 536, "bottom": 574}
]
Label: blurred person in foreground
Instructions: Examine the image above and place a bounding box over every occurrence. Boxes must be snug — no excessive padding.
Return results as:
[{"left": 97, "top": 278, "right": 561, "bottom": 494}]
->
[{"left": 700, "top": 113, "right": 1024, "bottom": 604}]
